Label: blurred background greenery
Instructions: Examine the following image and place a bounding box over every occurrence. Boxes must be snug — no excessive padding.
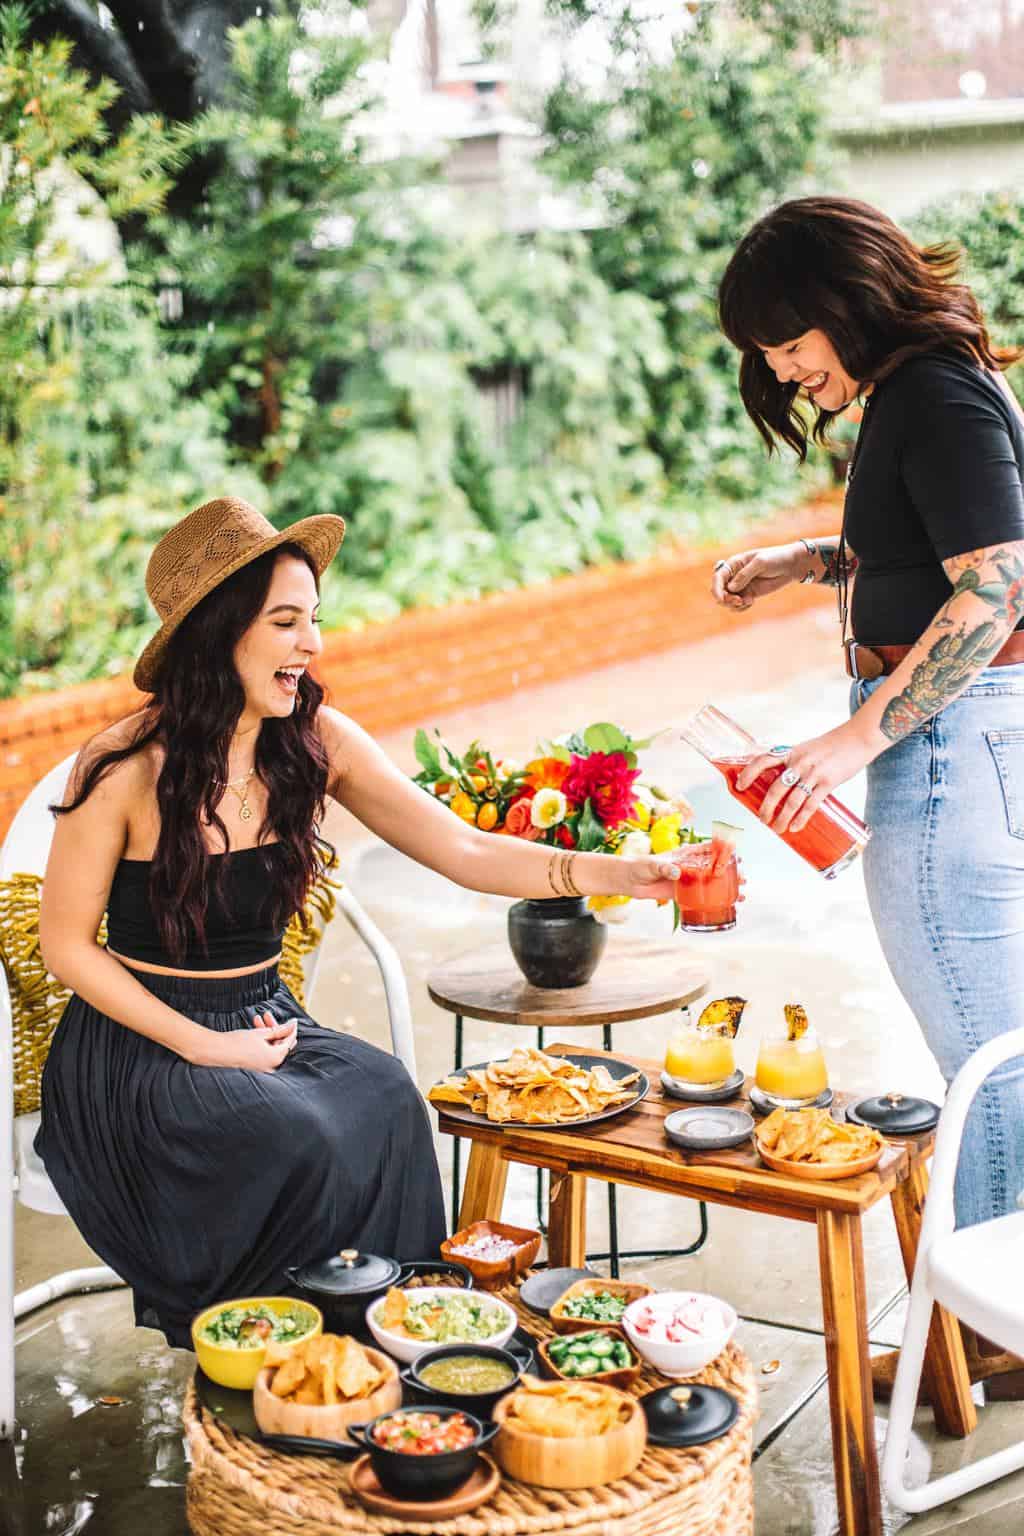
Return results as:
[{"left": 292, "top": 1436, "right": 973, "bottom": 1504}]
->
[{"left": 2, "top": 0, "right": 1024, "bottom": 695}]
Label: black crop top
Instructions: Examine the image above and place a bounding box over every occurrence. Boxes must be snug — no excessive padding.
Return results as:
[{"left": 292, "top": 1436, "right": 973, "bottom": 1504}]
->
[
  {"left": 106, "top": 844, "right": 288, "bottom": 970},
  {"left": 846, "top": 352, "right": 1024, "bottom": 645}
]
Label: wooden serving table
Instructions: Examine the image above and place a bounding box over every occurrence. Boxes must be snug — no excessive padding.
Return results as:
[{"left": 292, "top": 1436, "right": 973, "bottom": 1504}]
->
[{"left": 437, "top": 1043, "right": 977, "bottom": 1536}]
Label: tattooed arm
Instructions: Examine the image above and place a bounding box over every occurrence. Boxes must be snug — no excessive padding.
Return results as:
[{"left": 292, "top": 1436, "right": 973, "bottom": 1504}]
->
[
  {"left": 864, "top": 541, "right": 1024, "bottom": 743},
  {"left": 734, "top": 539, "right": 1024, "bottom": 836},
  {"left": 797, "top": 536, "right": 859, "bottom": 588}
]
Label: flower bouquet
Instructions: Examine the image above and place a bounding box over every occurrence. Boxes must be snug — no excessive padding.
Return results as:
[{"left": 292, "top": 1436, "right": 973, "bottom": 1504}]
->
[{"left": 412, "top": 721, "right": 698, "bottom": 924}]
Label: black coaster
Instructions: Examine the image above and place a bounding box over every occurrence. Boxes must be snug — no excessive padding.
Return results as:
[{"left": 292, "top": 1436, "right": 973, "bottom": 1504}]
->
[
  {"left": 749, "top": 1084, "right": 833, "bottom": 1117},
  {"left": 517, "top": 1268, "right": 599, "bottom": 1316},
  {"left": 640, "top": 1383, "right": 740, "bottom": 1447},
  {"left": 660, "top": 1068, "right": 745, "bottom": 1104}
]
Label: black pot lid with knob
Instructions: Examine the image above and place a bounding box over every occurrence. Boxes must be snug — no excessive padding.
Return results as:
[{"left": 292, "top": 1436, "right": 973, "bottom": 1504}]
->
[
  {"left": 640, "top": 1384, "right": 740, "bottom": 1447},
  {"left": 289, "top": 1248, "right": 403, "bottom": 1298},
  {"left": 846, "top": 1092, "right": 940, "bottom": 1136}
]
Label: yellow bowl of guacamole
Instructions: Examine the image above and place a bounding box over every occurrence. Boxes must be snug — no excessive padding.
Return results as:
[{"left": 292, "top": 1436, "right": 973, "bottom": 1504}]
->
[{"left": 192, "top": 1296, "right": 322, "bottom": 1389}]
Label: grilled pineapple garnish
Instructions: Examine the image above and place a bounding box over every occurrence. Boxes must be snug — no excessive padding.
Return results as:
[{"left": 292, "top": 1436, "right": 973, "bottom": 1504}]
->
[
  {"left": 697, "top": 996, "right": 748, "bottom": 1038},
  {"left": 784, "top": 1003, "right": 810, "bottom": 1041}
]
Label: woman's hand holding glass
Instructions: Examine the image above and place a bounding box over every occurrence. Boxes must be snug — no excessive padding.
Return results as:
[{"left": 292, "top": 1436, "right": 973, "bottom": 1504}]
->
[
  {"left": 710, "top": 542, "right": 808, "bottom": 610},
  {"left": 190, "top": 1010, "right": 299, "bottom": 1071}
]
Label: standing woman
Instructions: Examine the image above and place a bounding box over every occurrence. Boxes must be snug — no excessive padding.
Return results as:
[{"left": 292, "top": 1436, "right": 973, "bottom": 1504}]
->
[
  {"left": 35, "top": 498, "right": 685, "bottom": 1348},
  {"left": 713, "top": 197, "right": 1024, "bottom": 1397}
]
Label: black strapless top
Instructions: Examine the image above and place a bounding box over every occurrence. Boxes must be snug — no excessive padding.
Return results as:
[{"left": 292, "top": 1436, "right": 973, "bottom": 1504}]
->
[{"left": 106, "top": 844, "right": 288, "bottom": 970}]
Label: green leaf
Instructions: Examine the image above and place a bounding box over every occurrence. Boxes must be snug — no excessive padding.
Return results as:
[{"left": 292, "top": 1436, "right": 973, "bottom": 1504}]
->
[
  {"left": 576, "top": 797, "right": 607, "bottom": 851},
  {"left": 956, "top": 567, "right": 981, "bottom": 592},
  {"left": 413, "top": 728, "right": 443, "bottom": 778},
  {"left": 976, "top": 583, "right": 1012, "bottom": 606},
  {"left": 583, "top": 722, "right": 630, "bottom": 754}
]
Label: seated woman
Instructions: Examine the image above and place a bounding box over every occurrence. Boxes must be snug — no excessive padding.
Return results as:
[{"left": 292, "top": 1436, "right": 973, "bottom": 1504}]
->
[{"left": 35, "top": 496, "right": 683, "bottom": 1347}]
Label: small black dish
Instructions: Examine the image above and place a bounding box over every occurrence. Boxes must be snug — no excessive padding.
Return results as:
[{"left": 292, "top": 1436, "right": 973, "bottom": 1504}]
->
[
  {"left": 194, "top": 1368, "right": 359, "bottom": 1460},
  {"left": 846, "top": 1092, "right": 940, "bottom": 1136},
  {"left": 518, "top": 1267, "right": 599, "bottom": 1316},
  {"left": 399, "top": 1260, "right": 475, "bottom": 1291},
  {"left": 400, "top": 1341, "right": 530, "bottom": 1416},
  {"left": 640, "top": 1383, "right": 740, "bottom": 1448},
  {"left": 347, "top": 1406, "right": 498, "bottom": 1500}
]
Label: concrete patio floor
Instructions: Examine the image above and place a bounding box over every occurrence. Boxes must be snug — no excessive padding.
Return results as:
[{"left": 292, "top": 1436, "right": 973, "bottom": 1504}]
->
[{"left": 6, "top": 604, "right": 1024, "bottom": 1535}]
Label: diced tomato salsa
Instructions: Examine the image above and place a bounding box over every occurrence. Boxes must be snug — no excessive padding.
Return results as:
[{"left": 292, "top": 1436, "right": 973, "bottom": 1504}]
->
[{"left": 371, "top": 1411, "right": 476, "bottom": 1455}]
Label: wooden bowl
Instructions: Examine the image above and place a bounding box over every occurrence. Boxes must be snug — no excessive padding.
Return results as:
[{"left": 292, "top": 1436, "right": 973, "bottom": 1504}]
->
[
  {"left": 492, "top": 1385, "right": 646, "bottom": 1489},
  {"left": 549, "top": 1278, "right": 654, "bottom": 1335},
  {"left": 537, "top": 1334, "right": 641, "bottom": 1392},
  {"left": 755, "top": 1140, "right": 884, "bottom": 1181},
  {"left": 441, "top": 1220, "right": 541, "bottom": 1290},
  {"left": 253, "top": 1346, "right": 401, "bottom": 1440}
]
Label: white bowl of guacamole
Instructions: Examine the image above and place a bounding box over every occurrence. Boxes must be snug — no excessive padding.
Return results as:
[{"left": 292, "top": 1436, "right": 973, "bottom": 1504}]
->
[{"left": 366, "top": 1285, "right": 517, "bottom": 1364}]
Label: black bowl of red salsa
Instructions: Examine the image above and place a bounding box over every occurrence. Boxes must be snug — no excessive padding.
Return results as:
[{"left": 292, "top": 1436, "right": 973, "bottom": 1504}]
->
[{"left": 346, "top": 1407, "right": 498, "bottom": 1499}]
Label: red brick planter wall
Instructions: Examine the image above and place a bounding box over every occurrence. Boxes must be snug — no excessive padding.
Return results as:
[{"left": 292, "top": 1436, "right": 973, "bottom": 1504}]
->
[{"left": 0, "top": 495, "right": 840, "bottom": 839}]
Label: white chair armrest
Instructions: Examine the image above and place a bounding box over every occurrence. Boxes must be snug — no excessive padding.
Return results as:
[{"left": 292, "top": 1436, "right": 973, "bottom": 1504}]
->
[{"left": 329, "top": 887, "right": 417, "bottom": 1082}]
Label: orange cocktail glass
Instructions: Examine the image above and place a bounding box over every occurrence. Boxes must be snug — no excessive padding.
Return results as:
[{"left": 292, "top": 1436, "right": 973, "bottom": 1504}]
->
[
  {"left": 755, "top": 1038, "right": 829, "bottom": 1108},
  {"left": 673, "top": 838, "right": 739, "bottom": 932},
  {"left": 664, "top": 1028, "right": 736, "bottom": 1086}
]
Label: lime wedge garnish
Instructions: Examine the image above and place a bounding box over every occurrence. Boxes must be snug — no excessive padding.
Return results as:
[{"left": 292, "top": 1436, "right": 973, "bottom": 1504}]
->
[{"left": 711, "top": 819, "right": 743, "bottom": 848}]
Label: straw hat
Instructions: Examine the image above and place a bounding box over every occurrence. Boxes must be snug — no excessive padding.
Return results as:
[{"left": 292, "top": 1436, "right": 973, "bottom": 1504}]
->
[{"left": 133, "top": 497, "right": 345, "bottom": 691}]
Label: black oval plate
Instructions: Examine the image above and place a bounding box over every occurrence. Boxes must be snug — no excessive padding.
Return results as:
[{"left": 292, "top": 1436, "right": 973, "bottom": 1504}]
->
[
  {"left": 518, "top": 1268, "right": 600, "bottom": 1316},
  {"left": 430, "top": 1052, "right": 649, "bottom": 1131}
]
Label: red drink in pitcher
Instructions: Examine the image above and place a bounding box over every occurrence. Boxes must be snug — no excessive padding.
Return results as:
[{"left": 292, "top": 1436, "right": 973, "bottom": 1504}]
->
[{"left": 682, "top": 707, "right": 870, "bottom": 880}]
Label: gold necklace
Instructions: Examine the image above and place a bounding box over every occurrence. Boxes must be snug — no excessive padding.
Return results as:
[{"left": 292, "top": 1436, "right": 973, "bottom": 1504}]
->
[{"left": 221, "top": 766, "right": 256, "bottom": 822}]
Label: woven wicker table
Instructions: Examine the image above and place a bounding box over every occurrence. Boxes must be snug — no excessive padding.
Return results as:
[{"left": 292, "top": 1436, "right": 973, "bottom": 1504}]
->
[{"left": 184, "top": 1278, "right": 757, "bottom": 1536}]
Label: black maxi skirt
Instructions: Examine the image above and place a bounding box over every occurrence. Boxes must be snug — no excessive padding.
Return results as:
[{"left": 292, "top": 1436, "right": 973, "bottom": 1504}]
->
[{"left": 35, "top": 964, "right": 447, "bottom": 1347}]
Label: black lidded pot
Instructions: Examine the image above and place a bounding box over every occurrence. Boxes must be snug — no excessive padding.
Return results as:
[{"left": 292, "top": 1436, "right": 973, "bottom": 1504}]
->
[
  {"left": 284, "top": 1248, "right": 408, "bottom": 1335},
  {"left": 346, "top": 1406, "right": 499, "bottom": 1499},
  {"left": 507, "top": 896, "right": 607, "bottom": 988}
]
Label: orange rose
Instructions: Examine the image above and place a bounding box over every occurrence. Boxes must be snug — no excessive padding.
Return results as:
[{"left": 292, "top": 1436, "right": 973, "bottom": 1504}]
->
[{"left": 505, "top": 798, "right": 544, "bottom": 840}]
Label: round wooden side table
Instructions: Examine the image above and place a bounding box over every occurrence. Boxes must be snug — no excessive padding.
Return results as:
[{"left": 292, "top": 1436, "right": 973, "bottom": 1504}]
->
[{"left": 427, "top": 937, "right": 708, "bottom": 1276}]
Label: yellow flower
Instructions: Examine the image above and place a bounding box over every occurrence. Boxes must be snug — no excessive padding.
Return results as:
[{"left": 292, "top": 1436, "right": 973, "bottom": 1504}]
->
[
  {"left": 450, "top": 790, "right": 478, "bottom": 822},
  {"left": 631, "top": 799, "right": 652, "bottom": 830},
  {"left": 588, "top": 894, "right": 632, "bottom": 924},
  {"left": 531, "top": 788, "right": 568, "bottom": 829},
  {"left": 649, "top": 814, "right": 683, "bottom": 854}
]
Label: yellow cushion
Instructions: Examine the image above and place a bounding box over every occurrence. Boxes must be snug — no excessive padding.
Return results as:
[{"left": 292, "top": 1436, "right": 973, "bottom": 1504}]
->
[{"left": 0, "top": 863, "right": 340, "bottom": 1117}]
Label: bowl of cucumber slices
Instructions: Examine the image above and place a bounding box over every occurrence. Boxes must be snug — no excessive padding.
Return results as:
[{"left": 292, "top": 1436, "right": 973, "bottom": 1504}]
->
[{"left": 538, "top": 1328, "right": 641, "bottom": 1390}]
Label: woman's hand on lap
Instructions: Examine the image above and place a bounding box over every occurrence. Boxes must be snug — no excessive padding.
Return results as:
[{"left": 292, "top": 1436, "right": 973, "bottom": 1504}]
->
[{"left": 190, "top": 1012, "right": 298, "bottom": 1071}]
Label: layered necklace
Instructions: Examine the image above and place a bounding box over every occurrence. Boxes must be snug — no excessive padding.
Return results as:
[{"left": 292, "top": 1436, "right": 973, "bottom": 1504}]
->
[{"left": 219, "top": 766, "right": 256, "bottom": 822}]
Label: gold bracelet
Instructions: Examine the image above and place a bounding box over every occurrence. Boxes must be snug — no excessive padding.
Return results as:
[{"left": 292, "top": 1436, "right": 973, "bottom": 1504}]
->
[
  {"left": 563, "top": 852, "right": 582, "bottom": 897},
  {"left": 547, "top": 854, "right": 562, "bottom": 897}
]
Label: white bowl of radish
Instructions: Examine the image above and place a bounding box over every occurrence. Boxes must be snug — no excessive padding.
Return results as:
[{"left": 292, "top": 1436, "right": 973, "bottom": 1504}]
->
[{"left": 621, "top": 1291, "right": 736, "bottom": 1378}]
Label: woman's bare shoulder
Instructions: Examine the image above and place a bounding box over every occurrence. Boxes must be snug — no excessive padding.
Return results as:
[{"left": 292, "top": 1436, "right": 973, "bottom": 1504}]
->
[
  {"left": 315, "top": 706, "right": 376, "bottom": 791},
  {"left": 66, "top": 711, "right": 160, "bottom": 805}
]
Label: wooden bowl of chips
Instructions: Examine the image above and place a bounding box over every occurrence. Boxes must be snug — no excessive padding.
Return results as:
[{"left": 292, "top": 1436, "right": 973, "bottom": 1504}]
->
[
  {"left": 754, "top": 1107, "right": 884, "bottom": 1181},
  {"left": 549, "top": 1277, "right": 654, "bottom": 1336},
  {"left": 492, "top": 1375, "right": 646, "bottom": 1489},
  {"left": 253, "top": 1334, "right": 401, "bottom": 1440}
]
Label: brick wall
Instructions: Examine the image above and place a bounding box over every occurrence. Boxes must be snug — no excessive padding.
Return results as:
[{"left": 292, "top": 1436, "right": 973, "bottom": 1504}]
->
[{"left": 0, "top": 496, "right": 840, "bottom": 840}]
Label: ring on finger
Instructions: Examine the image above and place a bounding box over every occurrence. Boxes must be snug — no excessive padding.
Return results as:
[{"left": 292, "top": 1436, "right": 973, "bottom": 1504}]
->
[
  {"left": 780, "top": 767, "right": 800, "bottom": 788},
  {"left": 796, "top": 781, "right": 814, "bottom": 798},
  {"left": 714, "top": 559, "right": 732, "bottom": 575},
  {"left": 769, "top": 744, "right": 791, "bottom": 757}
]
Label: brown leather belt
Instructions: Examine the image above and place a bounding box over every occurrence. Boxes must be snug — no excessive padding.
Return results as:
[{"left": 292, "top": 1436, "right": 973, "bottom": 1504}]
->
[{"left": 845, "top": 631, "right": 1024, "bottom": 681}]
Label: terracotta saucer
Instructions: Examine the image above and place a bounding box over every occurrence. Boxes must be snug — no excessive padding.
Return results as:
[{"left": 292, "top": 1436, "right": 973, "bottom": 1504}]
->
[{"left": 348, "top": 1453, "right": 500, "bottom": 1518}]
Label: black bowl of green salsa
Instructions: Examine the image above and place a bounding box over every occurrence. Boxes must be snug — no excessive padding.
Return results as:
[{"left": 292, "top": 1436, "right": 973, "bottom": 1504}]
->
[{"left": 401, "top": 1341, "right": 532, "bottom": 1417}]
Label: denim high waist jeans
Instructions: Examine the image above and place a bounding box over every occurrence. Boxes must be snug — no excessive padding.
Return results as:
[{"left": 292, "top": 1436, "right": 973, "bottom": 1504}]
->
[{"left": 852, "top": 662, "right": 1024, "bottom": 1228}]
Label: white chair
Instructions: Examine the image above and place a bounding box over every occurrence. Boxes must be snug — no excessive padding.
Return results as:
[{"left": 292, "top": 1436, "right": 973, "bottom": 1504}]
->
[
  {"left": 882, "top": 1025, "right": 1024, "bottom": 1513},
  {"left": 1, "top": 751, "right": 415, "bottom": 1439}
]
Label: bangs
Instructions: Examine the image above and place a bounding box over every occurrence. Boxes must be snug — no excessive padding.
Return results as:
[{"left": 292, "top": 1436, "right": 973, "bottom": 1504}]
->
[{"left": 718, "top": 255, "right": 812, "bottom": 356}]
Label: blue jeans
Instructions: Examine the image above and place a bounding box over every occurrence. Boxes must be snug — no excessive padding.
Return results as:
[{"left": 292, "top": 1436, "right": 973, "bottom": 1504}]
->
[{"left": 852, "top": 662, "right": 1024, "bottom": 1228}]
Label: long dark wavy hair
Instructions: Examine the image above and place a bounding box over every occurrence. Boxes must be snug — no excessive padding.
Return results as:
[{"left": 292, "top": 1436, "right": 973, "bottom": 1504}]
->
[
  {"left": 54, "top": 543, "right": 334, "bottom": 963},
  {"left": 718, "top": 195, "right": 1022, "bottom": 460}
]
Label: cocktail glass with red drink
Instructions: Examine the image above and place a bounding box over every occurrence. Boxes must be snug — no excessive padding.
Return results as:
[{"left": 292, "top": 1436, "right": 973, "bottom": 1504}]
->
[
  {"left": 680, "top": 706, "right": 870, "bottom": 878},
  {"left": 673, "top": 828, "right": 740, "bottom": 932}
]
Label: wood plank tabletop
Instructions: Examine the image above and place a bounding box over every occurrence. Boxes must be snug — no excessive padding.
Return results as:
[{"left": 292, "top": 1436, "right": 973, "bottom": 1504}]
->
[
  {"left": 427, "top": 939, "right": 708, "bottom": 1027},
  {"left": 435, "top": 1040, "right": 933, "bottom": 1219}
]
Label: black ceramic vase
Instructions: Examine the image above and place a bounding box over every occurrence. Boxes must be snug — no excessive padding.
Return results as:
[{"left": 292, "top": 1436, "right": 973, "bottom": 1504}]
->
[{"left": 507, "top": 897, "right": 607, "bottom": 989}]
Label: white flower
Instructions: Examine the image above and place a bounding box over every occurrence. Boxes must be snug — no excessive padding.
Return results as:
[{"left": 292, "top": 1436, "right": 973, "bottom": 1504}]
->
[
  {"left": 531, "top": 788, "right": 568, "bottom": 829},
  {"left": 618, "top": 829, "right": 652, "bottom": 858}
]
